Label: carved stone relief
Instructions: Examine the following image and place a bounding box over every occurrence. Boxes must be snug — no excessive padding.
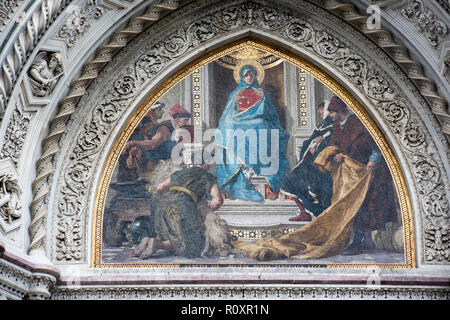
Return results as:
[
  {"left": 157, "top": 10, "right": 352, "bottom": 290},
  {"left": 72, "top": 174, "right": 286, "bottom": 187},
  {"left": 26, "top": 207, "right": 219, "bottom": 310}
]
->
[
  {"left": 0, "top": 0, "right": 69, "bottom": 117},
  {"left": 0, "top": 174, "right": 21, "bottom": 225},
  {"left": 0, "top": 258, "right": 57, "bottom": 300},
  {"left": 50, "top": 286, "right": 450, "bottom": 300},
  {"left": 0, "top": 159, "right": 22, "bottom": 244},
  {"left": 27, "top": 51, "right": 64, "bottom": 98},
  {"left": 401, "top": 0, "right": 449, "bottom": 49},
  {"left": 57, "top": 0, "right": 106, "bottom": 48},
  {"left": 45, "top": 0, "right": 449, "bottom": 265},
  {"left": 0, "top": 259, "right": 29, "bottom": 299},
  {"left": 0, "top": 0, "right": 18, "bottom": 24},
  {"left": 0, "top": 99, "right": 33, "bottom": 167}
]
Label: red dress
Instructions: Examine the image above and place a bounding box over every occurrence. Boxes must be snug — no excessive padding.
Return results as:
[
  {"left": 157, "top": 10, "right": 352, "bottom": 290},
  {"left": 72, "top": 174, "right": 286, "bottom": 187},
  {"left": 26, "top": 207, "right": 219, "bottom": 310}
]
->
[{"left": 236, "top": 89, "right": 262, "bottom": 112}]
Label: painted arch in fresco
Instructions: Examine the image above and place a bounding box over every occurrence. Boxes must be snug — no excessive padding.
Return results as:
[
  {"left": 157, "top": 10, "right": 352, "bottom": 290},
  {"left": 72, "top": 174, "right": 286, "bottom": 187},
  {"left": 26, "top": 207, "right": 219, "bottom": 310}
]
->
[{"left": 93, "top": 40, "right": 413, "bottom": 268}]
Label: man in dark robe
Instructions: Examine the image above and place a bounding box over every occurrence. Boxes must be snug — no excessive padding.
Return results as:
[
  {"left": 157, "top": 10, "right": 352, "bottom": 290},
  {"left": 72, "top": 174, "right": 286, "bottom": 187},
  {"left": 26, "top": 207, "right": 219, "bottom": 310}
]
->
[
  {"left": 327, "top": 96, "right": 398, "bottom": 255},
  {"left": 116, "top": 101, "right": 166, "bottom": 182},
  {"left": 281, "top": 102, "right": 334, "bottom": 221},
  {"left": 117, "top": 116, "right": 153, "bottom": 183}
]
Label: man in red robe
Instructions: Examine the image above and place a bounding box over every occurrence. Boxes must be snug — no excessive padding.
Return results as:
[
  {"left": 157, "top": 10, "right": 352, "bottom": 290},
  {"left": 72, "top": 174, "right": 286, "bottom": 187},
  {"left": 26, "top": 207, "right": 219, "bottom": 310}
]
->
[{"left": 327, "top": 96, "right": 398, "bottom": 255}]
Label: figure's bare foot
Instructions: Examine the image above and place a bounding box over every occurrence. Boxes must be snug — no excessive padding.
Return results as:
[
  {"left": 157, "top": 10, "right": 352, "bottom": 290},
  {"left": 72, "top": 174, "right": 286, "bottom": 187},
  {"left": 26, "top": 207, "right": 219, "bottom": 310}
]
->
[
  {"left": 132, "top": 237, "right": 150, "bottom": 257},
  {"left": 140, "top": 238, "right": 158, "bottom": 259}
]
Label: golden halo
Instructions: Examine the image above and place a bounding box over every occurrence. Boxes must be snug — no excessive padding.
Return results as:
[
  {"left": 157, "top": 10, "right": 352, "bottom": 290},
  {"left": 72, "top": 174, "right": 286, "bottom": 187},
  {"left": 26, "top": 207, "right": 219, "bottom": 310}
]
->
[{"left": 233, "top": 59, "right": 265, "bottom": 84}]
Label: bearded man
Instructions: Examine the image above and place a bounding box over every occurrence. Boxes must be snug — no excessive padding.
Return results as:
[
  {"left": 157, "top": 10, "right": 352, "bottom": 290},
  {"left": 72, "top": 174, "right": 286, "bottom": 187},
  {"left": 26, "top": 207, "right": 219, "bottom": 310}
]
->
[{"left": 327, "top": 96, "right": 398, "bottom": 255}]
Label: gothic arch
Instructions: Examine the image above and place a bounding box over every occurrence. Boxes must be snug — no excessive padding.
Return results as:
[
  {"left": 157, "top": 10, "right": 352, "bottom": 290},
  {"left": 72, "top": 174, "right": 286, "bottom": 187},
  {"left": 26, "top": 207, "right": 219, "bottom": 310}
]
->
[{"left": 0, "top": 0, "right": 448, "bottom": 299}]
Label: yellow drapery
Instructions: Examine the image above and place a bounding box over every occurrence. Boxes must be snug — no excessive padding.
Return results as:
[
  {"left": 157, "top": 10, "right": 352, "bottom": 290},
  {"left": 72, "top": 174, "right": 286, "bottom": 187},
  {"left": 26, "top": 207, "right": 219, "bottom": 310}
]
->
[{"left": 233, "top": 146, "right": 373, "bottom": 260}]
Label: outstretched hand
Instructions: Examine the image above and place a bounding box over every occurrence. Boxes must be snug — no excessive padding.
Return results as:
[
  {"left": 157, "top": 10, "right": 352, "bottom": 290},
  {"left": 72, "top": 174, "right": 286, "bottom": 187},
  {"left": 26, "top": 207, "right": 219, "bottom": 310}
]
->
[{"left": 366, "top": 160, "right": 377, "bottom": 173}]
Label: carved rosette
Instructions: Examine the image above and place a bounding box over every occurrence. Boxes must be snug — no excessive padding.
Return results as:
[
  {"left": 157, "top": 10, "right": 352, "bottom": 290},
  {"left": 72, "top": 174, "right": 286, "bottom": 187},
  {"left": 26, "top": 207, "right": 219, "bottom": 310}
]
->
[
  {"left": 45, "top": 0, "right": 449, "bottom": 264},
  {"left": 0, "top": 102, "right": 32, "bottom": 167},
  {"left": 57, "top": 0, "right": 106, "bottom": 48},
  {"left": 401, "top": 0, "right": 449, "bottom": 49}
]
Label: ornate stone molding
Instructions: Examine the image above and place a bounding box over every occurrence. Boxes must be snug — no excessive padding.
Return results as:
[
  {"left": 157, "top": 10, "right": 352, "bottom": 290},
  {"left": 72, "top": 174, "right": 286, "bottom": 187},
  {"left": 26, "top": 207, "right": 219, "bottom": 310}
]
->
[
  {"left": 51, "top": 285, "right": 450, "bottom": 300},
  {"left": 401, "top": 0, "right": 448, "bottom": 49},
  {"left": 27, "top": 273, "right": 57, "bottom": 299},
  {"left": 0, "top": 259, "right": 29, "bottom": 299},
  {"left": 436, "top": 0, "right": 450, "bottom": 14},
  {"left": 401, "top": 0, "right": 448, "bottom": 48},
  {"left": 41, "top": 0, "right": 449, "bottom": 266},
  {"left": 0, "top": 1, "right": 19, "bottom": 28},
  {"left": 0, "top": 241, "right": 59, "bottom": 300},
  {"left": 0, "top": 0, "right": 71, "bottom": 118},
  {"left": 0, "top": 99, "right": 33, "bottom": 167},
  {"left": 57, "top": 0, "right": 107, "bottom": 49}
]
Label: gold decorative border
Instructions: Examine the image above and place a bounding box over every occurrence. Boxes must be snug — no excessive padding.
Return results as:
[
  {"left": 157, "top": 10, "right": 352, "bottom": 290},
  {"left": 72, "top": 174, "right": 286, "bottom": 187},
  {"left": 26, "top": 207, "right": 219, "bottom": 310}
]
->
[
  {"left": 216, "top": 52, "right": 284, "bottom": 70},
  {"left": 92, "top": 39, "right": 415, "bottom": 269},
  {"left": 230, "top": 225, "right": 302, "bottom": 240},
  {"left": 297, "top": 68, "right": 308, "bottom": 126},
  {"left": 192, "top": 69, "right": 201, "bottom": 126}
]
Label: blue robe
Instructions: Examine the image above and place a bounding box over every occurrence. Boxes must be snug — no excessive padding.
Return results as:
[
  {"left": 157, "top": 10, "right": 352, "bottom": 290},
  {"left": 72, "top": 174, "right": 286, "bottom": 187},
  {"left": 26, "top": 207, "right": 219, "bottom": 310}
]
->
[{"left": 215, "top": 65, "right": 290, "bottom": 202}]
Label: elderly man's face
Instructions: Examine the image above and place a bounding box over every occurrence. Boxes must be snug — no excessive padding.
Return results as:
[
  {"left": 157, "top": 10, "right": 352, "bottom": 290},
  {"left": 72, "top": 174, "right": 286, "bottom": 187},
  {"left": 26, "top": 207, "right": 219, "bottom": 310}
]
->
[{"left": 328, "top": 110, "right": 339, "bottom": 122}]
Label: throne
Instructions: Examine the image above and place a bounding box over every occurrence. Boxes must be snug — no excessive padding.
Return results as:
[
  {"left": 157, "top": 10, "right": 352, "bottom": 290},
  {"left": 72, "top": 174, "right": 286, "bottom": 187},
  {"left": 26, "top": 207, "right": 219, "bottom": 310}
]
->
[{"left": 216, "top": 176, "right": 307, "bottom": 241}]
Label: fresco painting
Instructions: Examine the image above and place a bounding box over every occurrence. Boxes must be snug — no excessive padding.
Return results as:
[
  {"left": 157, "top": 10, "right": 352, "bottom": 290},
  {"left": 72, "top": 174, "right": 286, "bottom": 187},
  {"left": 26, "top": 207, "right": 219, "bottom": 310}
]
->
[{"left": 97, "top": 43, "right": 410, "bottom": 267}]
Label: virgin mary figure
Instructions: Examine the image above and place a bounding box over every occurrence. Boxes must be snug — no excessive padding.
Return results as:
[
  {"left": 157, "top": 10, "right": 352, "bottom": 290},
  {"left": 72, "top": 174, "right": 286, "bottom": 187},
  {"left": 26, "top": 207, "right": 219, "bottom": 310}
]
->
[{"left": 215, "top": 62, "right": 290, "bottom": 202}]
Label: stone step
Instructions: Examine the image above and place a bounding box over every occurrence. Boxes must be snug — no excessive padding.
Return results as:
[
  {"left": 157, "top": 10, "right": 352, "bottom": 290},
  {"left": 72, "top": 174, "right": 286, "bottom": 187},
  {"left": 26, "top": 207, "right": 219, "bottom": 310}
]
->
[
  {"left": 219, "top": 213, "right": 311, "bottom": 241},
  {"left": 216, "top": 199, "right": 299, "bottom": 215}
]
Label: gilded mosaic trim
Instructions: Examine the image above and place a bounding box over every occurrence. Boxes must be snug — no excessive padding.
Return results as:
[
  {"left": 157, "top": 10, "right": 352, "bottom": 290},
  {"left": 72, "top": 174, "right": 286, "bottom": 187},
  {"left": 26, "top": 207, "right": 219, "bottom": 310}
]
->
[
  {"left": 92, "top": 39, "right": 415, "bottom": 269},
  {"left": 297, "top": 68, "right": 308, "bottom": 126},
  {"left": 192, "top": 69, "right": 202, "bottom": 126}
]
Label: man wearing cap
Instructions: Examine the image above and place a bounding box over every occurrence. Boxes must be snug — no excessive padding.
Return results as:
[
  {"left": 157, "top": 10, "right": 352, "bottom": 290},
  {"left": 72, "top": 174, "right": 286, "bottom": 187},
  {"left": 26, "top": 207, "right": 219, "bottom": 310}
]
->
[
  {"left": 124, "top": 104, "right": 193, "bottom": 164},
  {"left": 327, "top": 96, "right": 397, "bottom": 255},
  {"left": 281, "top": 101, "right": 334, "bottom": 221}
]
